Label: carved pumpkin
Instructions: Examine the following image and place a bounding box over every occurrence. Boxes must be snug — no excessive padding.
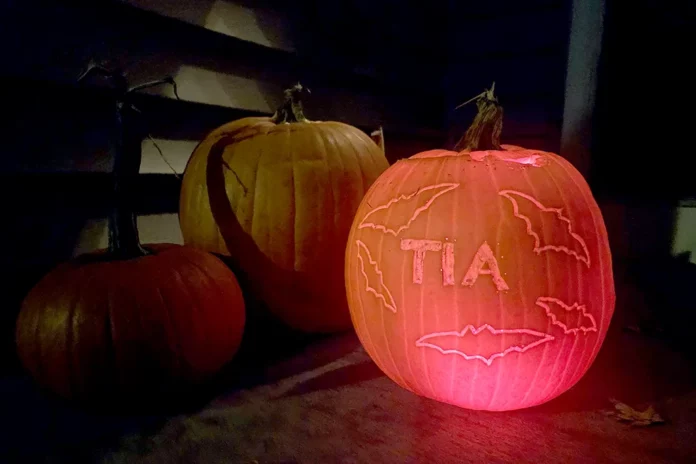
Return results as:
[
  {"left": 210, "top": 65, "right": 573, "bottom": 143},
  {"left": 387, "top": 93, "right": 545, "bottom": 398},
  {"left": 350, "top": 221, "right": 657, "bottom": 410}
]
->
[
  {"left": 345, "top": 86, "right": 615, "bottom": 411},
  {"left": 180, "top": 84, "right": 389, "bottom": 332},
  {"left": 16, "top": 73, "right": 245, "bottom": 404}
]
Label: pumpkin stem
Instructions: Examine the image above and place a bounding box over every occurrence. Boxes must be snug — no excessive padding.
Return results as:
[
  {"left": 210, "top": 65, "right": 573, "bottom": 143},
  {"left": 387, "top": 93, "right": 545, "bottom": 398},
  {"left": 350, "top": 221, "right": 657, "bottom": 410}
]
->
[
  {"left": 454, "top": 83, "right": 503, "bottom": 151},
  {"left": 271, "top": 83, "right": 309, "bottom": 124},
  {"left": 109, "top": 101, "right": 150, "bottom": 259},
  {"left": 78, "top": 64, "right": 178, "bottom": 259}
]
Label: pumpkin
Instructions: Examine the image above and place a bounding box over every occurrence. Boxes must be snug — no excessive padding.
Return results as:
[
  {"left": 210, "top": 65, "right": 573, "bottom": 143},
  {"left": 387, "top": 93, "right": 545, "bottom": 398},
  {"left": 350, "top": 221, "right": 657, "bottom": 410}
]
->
[
  {"left": 16, "top": 244, "right": 245, "bottom": 402},
  {"left": 15, "top": 71, "right": 245, "bottom": 404},
  {"left": 180, "top": 84, "right": 389, "bottom": 332},
  {"left": 345, "top": 85, "right": 615, "bottom": 411}
]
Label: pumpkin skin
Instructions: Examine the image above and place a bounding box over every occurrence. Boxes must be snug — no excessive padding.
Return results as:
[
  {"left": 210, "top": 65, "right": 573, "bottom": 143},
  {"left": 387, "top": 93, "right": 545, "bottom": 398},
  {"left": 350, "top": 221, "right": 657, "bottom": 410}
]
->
[
  {"left": 345, "top": 146, "right": 615, "bottom": 411},
  {"left": 180, "top": 115, "right": 389, "bottom": 332},
  {"left": 16, "top": 244, "right": 245, "bottom": 403}
]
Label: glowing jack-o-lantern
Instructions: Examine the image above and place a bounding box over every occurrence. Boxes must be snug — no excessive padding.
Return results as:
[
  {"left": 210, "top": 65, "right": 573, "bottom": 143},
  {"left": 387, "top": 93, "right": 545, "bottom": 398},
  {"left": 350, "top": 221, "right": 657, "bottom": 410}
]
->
[{"left": 345, "top": 87, "right": 615, "bottom": 411}]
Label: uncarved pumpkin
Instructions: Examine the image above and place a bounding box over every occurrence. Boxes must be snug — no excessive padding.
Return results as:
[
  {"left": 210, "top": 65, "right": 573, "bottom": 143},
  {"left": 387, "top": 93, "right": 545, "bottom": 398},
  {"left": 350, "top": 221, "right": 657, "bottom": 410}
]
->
[
  {"left": 180, "top": 84, "right": 389, "bottom": 332},
  {"left": 15, "top": 74, "right": 246, "bottom": 405},
  {"left": 16, "top": 244, "right": 245, "bottom": 402},
  {"left": 345, "top": 86, "right": 615, "bottom": 411}
]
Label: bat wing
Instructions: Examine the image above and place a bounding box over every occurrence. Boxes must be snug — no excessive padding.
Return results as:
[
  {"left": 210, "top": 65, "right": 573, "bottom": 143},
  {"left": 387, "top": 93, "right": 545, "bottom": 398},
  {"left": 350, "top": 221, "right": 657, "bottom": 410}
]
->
[
  {"left": 499, "top": 190, "right": 590, "bottom": 267},
  {"left": 536, "top": 297, "right": 597, "bottom": 334},
  {"left": 416, "top": 325, "right": 554, "bottom": 366},
  {"left": 356, "top": 240, "right": 397, "bottom": 313},
  {"left": 359, "top": 183, "right": 459, "bottom": 236}
]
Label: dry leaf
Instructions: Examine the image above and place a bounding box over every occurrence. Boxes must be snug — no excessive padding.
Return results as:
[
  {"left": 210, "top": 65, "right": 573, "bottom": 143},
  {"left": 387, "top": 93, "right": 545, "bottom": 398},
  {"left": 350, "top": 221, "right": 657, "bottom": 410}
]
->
[{"left": 608, "top": 398, "right": 665, "bottom": 426}]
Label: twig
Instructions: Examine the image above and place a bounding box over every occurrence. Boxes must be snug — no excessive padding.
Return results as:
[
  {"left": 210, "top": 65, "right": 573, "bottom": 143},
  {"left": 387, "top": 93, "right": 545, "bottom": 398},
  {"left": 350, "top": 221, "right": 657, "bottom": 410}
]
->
[
  {"left": 146, "top": 135, "right": 181, "bottom": 179},
  {"left": 128, "top": 77, "right": 180, "bottom": 100},
  {"left": 454, "top": 82, "right": 497, "bottom": 110}
]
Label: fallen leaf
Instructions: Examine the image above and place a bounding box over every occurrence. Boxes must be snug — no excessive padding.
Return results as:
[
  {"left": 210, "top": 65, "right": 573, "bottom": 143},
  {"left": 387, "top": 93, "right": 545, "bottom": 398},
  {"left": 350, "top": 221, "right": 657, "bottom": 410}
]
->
[{"left": 607, "top": 398, "right": 665, "bottom": 426}]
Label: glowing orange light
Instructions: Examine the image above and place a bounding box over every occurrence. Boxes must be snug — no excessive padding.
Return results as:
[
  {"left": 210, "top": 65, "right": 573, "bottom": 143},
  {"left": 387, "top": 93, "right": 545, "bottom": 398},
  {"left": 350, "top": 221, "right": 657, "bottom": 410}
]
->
[{"left": 345, "top": 146, "right": 615, "bottom": 411}]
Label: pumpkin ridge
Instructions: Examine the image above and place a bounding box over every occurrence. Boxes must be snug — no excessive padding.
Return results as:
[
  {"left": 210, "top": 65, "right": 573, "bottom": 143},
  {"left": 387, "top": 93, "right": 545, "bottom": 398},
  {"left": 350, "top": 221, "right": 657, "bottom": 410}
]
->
[
  {"left": 517, "top": 169, "right": 546, "bottom": 407},
  {"left": 468, "top": 158, "right": 484, "bottom": 406},
  {"left": 27, "top": 281, "right": 46, "bottom": 388},
  {"left": 515, "top": 167, "right": 554, "bottom": 407},
  {"left": 546, "top": 155, "right": 612, "bottom": 396},
  {"left": 103, "top": 284, "right": 117, "bottom": 393},
  {"left": 248, "top": 125, "right": 274, "bottom": 262},
  {"left": 395, "top": 161, "right": 426, "bottom": 393},
  {"left": 67, "top": 268, "right": 99, "bottom": 398},
  {"left": 518, "top": 164, "right": 568, "bottom": 405},
  {"left": 373, "top": 154, "right": 415, "bottom": 390},
  {"left": 288, "top": 123, "right": 298, "bottom": 271},
  {"left": 312, "top": 123, "right": 338, "bottom": 235},
  {"left": 480, "top": 157, "right": 510, "bottom": 409},
  {"left": 326, "top": 123, "right": 366, "bottom": 194},
  {"left": 447, "top": 159, "right": 462, "bottom": 402},
  {"left": 153, "top": 275, "right": 183, "bottom": 382},
  {"left": 527, "top": 162, "right": 582, "bottom": 404},
  {"left": 420, "top": 157, "right": 452, "bottom": 399}
]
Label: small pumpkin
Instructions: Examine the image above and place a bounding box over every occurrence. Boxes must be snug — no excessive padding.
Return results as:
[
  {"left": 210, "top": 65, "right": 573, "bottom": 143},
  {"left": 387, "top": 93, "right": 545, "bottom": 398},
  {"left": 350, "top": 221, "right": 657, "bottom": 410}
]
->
[
  {"left": 15, "top": 72, "right": 245, "bottom": 404},
  {"left": 345, "top": 86, "right": 615, "bottom": 411},
  {"left": 180, "top": 84, "right": 389, "bottom": 332},
  {"left": 16, "top": 244, "right": 245, "bottom": 402}
]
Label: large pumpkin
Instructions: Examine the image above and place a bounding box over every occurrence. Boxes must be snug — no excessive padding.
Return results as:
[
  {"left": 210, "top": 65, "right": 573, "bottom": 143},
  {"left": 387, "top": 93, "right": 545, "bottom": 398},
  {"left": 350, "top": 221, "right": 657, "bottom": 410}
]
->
[
  {"left": 345, "top": 86, "right": 615, "bottom": 411},
  {"left": 180, "top": 84, "right": 389, "bottom": 332}
]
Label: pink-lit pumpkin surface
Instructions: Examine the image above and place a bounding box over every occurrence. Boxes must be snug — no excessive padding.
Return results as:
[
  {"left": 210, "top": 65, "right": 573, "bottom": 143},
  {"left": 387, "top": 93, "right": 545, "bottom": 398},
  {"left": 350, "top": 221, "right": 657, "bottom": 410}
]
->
[{"left": 345, "top": 144, "right": 615, "bottom": 411}]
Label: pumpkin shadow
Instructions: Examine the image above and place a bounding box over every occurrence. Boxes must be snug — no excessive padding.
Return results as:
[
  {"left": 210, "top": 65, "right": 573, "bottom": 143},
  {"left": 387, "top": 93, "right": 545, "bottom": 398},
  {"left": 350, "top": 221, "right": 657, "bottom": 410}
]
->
[
  {"left": 199, "top": 272, "right": 333, "bottom": 395},
  {"left": 0, "top": 375, "right": 173, "bottom": 462},
  {"left": 198, "top": 133, "right": 355, "bottom": 394},
  {"left": 275, "top": 360, "right": 384, "bottom": 399},
  {"left": 204, "top": 132, "right": 350, "bottom": 333}
]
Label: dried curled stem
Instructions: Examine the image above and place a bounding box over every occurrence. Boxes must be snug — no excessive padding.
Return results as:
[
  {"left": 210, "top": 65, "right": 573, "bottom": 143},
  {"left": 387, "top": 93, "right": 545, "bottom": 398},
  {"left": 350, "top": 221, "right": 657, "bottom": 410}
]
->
[
  {"left": 454, "top": 83, "right": 503, "bottom": 152},
  {"left": 272, "top": 83, "right": 310, "bottom": 124}
]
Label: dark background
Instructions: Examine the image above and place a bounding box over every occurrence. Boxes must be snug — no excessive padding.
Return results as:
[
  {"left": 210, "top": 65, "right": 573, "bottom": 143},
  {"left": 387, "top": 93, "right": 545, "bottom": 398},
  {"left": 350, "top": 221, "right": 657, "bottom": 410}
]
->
[{"left": 0, "top": 0, "right": 694, "bottom": 460}]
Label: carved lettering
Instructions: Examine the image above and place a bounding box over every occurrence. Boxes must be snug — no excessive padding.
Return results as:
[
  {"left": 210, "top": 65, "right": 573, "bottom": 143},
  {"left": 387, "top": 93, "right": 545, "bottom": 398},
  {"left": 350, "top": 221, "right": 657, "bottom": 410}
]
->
[
  {"left": 400, "top": 239, "right": 442, "bottom": 284},
  {"left": 461, "top": 242, "right": 510, "bottom": 291},
  {"left": 401, "top": 239, "right": 509, "bottom": 289},
  {"left": 442, "top": 242, "right": 455, "bottom": 286}
]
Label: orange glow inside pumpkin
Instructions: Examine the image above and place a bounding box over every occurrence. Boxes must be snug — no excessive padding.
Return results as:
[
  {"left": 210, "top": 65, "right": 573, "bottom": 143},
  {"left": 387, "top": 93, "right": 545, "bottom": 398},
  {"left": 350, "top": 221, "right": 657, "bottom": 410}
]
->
[{"left": 345, "top": 146, "right": 615, "bottom": 411}]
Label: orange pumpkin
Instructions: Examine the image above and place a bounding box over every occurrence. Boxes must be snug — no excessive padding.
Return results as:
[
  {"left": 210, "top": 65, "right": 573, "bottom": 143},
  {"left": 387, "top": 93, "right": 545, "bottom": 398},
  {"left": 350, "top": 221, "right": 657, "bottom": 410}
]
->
[
  {"left": 345, "top": 86, "right": 615, "bottom": 411},
  {"left": 16, "top": 245, "right": 246, "bottom": 402},
  {"left": 180, "top": 84, "right": 389, "bottom": 332},
  {"left": 16, "top": 76, "right": 245, "bottom": 405}
]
